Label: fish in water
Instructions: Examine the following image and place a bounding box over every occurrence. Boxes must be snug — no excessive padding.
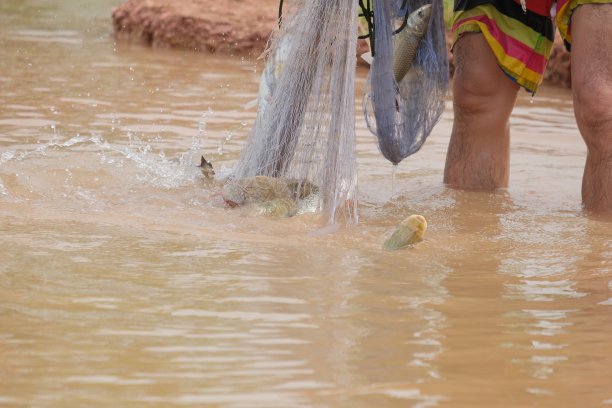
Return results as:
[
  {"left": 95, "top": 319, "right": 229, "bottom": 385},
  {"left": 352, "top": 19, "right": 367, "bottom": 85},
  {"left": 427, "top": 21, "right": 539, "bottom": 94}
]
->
[
  {"left": 198, "top": 156, "right": 318, "bottom": 217},
  {"left": 222, "top": 176, "right": 292, "bottom": 207},
  {"left": 383, "top": 214, "right": 427, "bottom": 250},
  {"left": 249, "top": 197, "right": 298, "bottom": 217},
  {"left": 198, "top": 156, "right": 215, "bottom": 179},
  {"left": 392, "top": 3, "right": 432, "bottom": 84},
  {"left": 221, "top": 176, "right": 319, "bottom": 217}
]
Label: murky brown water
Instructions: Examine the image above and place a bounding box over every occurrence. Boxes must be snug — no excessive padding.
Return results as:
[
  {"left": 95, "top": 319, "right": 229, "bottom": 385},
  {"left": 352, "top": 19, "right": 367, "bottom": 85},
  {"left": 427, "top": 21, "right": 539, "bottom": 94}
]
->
[{"left": 1, "top": 2, "right": 611, "bottom": 407}]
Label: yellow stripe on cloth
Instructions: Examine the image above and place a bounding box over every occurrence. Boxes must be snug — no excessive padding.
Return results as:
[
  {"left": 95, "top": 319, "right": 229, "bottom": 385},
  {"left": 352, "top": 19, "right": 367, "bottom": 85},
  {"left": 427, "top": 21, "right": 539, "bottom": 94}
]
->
[
  {"left": 557, "top": 0, "right": 612, "bottom": 44},
  {"left": 455, "top": 22, "right": 543, "bottom": 93},
  {"left": 453, "top": 5, "right": 552, "bottom": 57}
]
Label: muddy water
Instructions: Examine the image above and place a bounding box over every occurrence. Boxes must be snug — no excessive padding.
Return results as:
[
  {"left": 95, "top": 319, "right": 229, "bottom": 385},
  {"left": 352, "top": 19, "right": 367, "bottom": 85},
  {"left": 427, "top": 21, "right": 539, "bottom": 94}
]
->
[{"left": 1, "top": 2, "right": 611, "bottom": 407}]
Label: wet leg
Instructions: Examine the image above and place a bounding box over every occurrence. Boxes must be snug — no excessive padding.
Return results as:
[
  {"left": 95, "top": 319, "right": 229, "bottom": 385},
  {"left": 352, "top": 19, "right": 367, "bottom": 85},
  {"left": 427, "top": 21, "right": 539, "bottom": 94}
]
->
[
  {"left": 444, "top": 33, "right": 519, "bottom": 190},
  {"left": 571, "top": 4, "right": 612, "bottom": 214}
]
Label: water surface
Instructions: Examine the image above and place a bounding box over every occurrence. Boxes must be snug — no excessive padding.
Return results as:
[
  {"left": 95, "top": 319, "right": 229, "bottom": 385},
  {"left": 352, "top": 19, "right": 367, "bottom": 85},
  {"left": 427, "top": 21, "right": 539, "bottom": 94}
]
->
[{"left": 1, "top": 2, "right": 611, "bottom": 407}]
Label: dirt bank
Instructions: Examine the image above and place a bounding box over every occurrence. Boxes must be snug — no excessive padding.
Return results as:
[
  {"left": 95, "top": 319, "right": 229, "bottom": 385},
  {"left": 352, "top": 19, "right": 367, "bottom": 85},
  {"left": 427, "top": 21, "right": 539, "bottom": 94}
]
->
[
  {"left": 112, "top": 0, "right": 571, "bottom": 88},
  {"left": 112, "top": 0, "right": 278, "bottom": 55}
]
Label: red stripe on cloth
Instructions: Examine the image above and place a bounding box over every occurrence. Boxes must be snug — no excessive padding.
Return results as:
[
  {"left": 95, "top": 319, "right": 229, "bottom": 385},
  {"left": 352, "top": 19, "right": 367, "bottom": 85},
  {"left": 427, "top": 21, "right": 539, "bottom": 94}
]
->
[
  {"left": 512, "top": 0, "right": 555, "bottom": 16},
  {"left": 556, "top": 0, "right": 570, "bottom": 10},
  {"left": 453, "top": 15, "right": 548, "bottom": 74}
]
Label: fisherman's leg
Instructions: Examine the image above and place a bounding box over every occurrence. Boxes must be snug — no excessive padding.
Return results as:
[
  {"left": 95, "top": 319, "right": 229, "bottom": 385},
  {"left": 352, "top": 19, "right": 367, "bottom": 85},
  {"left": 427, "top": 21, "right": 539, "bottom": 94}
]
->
[
  {"left": 570, "top": 4, "right": 612, "bottom": 213},
  {"left": 444, "top": 33, "right": 519, "bottom": 190}
]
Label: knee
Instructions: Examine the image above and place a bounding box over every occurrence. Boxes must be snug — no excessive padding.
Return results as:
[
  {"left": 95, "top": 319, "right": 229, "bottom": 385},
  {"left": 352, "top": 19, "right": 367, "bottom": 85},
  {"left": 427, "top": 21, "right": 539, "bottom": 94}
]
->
[
  {"left": 452, "top": 53, "right": 518, "bottom": 117},
  {"left": 573, "top": 77, "right": 612, "bottom": 153},
  {"left": 452, "top": 70, "right": 501, "bottom": 115}
]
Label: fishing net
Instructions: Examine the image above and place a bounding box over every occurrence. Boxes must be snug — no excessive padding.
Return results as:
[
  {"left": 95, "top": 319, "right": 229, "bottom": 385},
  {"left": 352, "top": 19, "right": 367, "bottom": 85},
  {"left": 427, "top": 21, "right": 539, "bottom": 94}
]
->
[
  {"left": 233, "top": 0, "right": 360, "bottom": 224},
  {"left": 233, "top": 0, "right": 448, "bottom": 224},
  {"left": 364, "top": 0, "right": 449, "bottom": 165}
]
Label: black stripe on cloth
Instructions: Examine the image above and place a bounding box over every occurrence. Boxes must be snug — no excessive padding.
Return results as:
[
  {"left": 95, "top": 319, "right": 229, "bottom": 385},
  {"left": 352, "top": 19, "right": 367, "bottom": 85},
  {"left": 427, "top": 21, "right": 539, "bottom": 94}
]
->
[{"left": 453, "top": 0, "right": 554, "bottom": 41}]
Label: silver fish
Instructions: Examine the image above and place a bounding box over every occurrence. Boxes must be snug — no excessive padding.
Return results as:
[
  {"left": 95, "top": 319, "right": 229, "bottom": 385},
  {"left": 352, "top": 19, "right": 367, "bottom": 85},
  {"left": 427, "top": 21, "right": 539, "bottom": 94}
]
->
[
  {"left": 247, "top": 34, "right": 293, "bottom": 113},
  {"left": 392, "top": 4, "right": 432, "bottom": 84},
  {"left": 250, "top": 197, "right": 298, "bottom": 218},
  {"left": 221, "top": 175, "right": 321, "bottom": 217},
  {"left": 221, "top": 176, "right": 292, "bottom": 207}
]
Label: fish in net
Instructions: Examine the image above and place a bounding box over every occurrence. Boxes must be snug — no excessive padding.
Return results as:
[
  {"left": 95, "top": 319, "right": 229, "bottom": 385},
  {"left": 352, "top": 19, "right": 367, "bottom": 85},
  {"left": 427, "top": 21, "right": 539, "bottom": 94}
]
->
[
  {"left": 233, "top": 0, "right": 360, "bottom": 224},
  {"left": 363, "top": 0, "right": 449, "bottom": 165},
  {"left": 232, "top": 0, "right": 448, "bottom": 224}
]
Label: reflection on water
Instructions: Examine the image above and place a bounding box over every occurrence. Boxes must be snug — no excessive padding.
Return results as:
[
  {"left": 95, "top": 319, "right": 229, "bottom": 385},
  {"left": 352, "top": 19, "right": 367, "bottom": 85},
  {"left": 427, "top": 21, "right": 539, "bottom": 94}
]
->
[{"left": 1, "top": 1, "right": 612, "bottom": 407}]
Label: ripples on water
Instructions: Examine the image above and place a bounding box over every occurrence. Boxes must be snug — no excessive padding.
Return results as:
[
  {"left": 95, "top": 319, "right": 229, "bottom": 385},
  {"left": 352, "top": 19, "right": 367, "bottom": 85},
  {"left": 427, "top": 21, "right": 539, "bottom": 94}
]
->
[{"left": 1, "top": 1, "right": 612, "bottom": 407}]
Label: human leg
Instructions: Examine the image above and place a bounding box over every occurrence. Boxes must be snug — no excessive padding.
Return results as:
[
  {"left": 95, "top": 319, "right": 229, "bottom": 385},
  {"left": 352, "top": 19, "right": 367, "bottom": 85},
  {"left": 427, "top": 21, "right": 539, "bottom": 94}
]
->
[
  {"left": 570, "top": 4, "right": 612, "bottom": 213},
  {"left": 444, "top": 33, "right": 519, "bottom": 190}
]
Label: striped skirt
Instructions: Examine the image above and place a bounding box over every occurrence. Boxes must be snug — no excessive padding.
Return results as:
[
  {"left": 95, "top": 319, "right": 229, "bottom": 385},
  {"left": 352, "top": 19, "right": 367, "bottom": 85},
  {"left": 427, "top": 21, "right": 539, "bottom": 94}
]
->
[{"left": 452, "top": 0, "right": 612, "bottom": 93}]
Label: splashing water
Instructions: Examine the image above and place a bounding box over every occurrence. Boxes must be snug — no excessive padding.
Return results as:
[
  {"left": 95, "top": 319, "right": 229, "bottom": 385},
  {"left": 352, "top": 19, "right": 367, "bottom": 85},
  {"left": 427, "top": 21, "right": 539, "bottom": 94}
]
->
[
  {"left": 197, "top": 107, "right": 214, "bottom": 153},
  {"left": 0, "top": 131, "right": 205, "bottom": 197},
  {"left": 94, "top": 133, "right": 204, "bottom": 188},
  {"left": 0, "top": 179, "right": 7, "bottom": 196},
  {"left": 391, "top": 163, "right": 398, "bottom": 197}
]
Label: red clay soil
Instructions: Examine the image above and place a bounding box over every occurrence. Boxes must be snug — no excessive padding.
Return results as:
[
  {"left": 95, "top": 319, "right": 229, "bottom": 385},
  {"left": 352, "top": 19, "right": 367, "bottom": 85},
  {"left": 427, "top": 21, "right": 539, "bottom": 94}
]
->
[
  {"left": 112, "top": 0, "right": 279, "bottom": 55},
  {"left": 112, "top": 0, "right": 571, "bottom": 88}
]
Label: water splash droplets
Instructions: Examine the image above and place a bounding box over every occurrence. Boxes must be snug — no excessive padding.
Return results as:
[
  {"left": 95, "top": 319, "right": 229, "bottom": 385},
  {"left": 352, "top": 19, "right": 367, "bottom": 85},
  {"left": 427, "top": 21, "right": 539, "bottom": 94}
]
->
[
  {"left": 110, "top": 113, "right": 117, "bottom": 132},
  {"left": 1, "top": 151, "right": 16, "bottom": 164},
  {"left": 0, "top": 180, "right": 8, "bottom": 196},
  {"left": 198, "top": 116, "right": 207, "bottom": 133},
  {"left": 391, "top": 164, "right": 398, "bottom": 197},
  {"left": 63, "top": 168, "right": 74, "bottom": 194},
  {"left": 197, "top": 107, "right": 216, "bottom": 157},
  {"left": 62, "top": 134, "right": 90, "bottom": 147}
]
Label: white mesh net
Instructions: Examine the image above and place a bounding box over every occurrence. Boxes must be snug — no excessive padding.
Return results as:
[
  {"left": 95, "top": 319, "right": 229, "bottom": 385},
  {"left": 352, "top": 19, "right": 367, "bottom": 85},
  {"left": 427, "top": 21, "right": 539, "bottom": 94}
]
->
[
  {"left": 233, "top": 0, "right": 448, "bottom": 224},
  {"left": 234, "top": 1, "right": 360, "bottom": 224}
]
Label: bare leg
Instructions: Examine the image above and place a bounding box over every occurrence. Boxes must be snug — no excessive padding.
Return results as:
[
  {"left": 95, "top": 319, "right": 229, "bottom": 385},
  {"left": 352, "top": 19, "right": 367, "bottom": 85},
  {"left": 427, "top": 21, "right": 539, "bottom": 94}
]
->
[
  {"left": 571, "top": 4, "right": 612, "bottom": 214},
  {"left": 444, "top": 33, "right": 519, "bottom": 190}
]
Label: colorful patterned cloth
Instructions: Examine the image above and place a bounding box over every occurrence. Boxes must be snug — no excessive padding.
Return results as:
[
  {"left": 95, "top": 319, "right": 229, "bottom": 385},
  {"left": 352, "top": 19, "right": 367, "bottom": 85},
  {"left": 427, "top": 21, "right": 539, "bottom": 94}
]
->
[{"left": 452, "top": 0, "right": 612, "bottom": 92}]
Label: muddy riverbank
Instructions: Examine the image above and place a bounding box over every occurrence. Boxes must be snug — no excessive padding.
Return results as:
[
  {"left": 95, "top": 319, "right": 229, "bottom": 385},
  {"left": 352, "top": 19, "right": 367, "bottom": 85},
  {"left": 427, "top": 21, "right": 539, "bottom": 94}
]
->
[
  {"left": 112, "top": 0, "right": 277, "bottom": 54},
  {"left": 112, "top": 0, "right": 571, "bottom": 87}
]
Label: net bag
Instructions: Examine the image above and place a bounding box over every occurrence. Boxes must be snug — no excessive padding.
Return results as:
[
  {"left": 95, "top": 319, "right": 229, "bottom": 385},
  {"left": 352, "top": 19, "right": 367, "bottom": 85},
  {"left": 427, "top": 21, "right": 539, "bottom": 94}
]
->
[
  {"left": 234, "top": 0, "right": 360, "bottom": 224},
  {"left": 363, "top": 0, "right": 449, "bottom": 165}
]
